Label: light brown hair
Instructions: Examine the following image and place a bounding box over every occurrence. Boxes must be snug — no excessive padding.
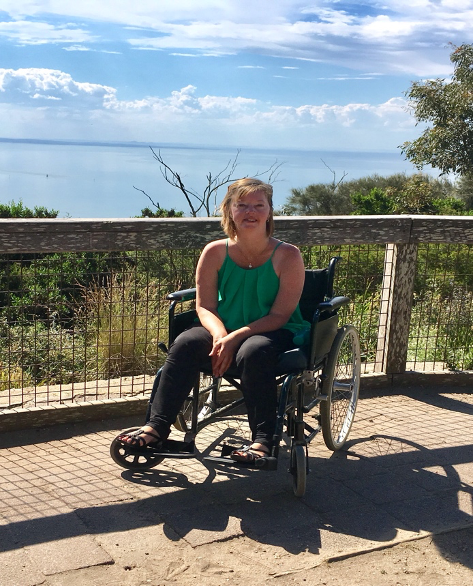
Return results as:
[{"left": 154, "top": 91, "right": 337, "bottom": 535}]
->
[{"left": 219, "top": 178, "right": 274, "bottom": 239}]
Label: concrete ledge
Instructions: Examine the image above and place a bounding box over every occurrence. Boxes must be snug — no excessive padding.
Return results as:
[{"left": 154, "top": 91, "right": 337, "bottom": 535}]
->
[
  {"left": 0, "top": 371, "right": 471, "bottom": 432},
  {"left": 0, "top": 396, "right": 149, "bottom": 433},
  {"left": 361, "top": 370, "right": 473, "bottom": 389}
]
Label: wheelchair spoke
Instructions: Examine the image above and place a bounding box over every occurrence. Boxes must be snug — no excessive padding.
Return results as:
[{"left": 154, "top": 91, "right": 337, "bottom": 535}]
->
[{"left": 332, "top": 380, "right": 354, "bottom": 392}]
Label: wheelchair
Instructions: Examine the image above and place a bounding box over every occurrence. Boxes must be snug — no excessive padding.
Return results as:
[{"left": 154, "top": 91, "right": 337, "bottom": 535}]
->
[{"left": 110, "top": 257, "right": 361, "bottom": 497}]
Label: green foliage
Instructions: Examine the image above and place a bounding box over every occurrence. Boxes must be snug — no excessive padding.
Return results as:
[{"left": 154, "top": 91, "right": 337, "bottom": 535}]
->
[
  {"left": 386, "top": 174, "right": 461, "bottom": 214},
  {"left": 286, "top": 171, "right": 470, "bottom": 216},
  {"left": 430, "top": 197, "right": 470, "bottom": 215},
  {"left": 0, "top": 319, "right": 87, "bottom": 387},
  {"left": 400, "top": 43, "right": 473, "bottom": 178},
  {"left": 0, "top": 199, "right": 58, "bottom": 218},
  {"left": 135, "top": 249, "right": 199, "bottom": 294},
  {"left": 283, "top": 183, "right": 353, "bottom": 215},
  {"left": 411, "top": 243, "right": 472, "bottom": 370},
  {"left": 351, "top": 188, "right": 395, "bottom": 215},
  {"left": 76, "top": 273, "right": 167, "bottom": 378},
  {"left": 0, "top": 252, "right": 134, "bottom": 326},
  {"left": 454, "top": 174, "right": 474, "bottom": 210},
  {"left": 338, "top": 173, "right": 410, "bottom": 200},
  {"left": 137, "top": 207, "right": 184, "bottom": 218}
]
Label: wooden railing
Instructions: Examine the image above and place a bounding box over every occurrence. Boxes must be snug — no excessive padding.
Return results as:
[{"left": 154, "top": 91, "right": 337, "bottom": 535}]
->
[{"left": 1, "top": 215, "right": 470, "bottom": 252}]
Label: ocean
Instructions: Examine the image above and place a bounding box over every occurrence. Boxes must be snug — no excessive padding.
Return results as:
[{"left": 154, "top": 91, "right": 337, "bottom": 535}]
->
[{"left": 0, "top": 140, "right": 434, "bottom": 218}]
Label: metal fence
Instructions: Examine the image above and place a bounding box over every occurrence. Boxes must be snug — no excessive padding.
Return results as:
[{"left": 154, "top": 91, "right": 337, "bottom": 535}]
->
[{"left": 0, "top": 216, "right": 471, "bottom": 412}]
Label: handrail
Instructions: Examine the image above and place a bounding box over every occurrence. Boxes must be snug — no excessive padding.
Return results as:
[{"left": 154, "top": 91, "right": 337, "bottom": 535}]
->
[{"left": 0, "top": 216, "right": 471, "bottom": 253}]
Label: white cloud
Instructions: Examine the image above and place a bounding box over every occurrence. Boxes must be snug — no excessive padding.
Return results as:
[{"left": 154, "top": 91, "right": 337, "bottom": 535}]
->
[
  {"left": 0, "top": 1, "right": 470, "bottom": 74},
  {"left": 32, "top": 93, "right": 61, "bottom": 100},
  {"left": 0, "top": 19, "right": 95, "bottom": 45},
  {"left": 0, "top": 68, "right": 116, "bottom": 105},
  {"left": 63, "top": 44, "right": 121, "bottom": 54},
  {"left": 104, "top": 84, "right": 258, "bottom": 118},
  {"left": 0, "top": 68, "right": 416, "bottom": 151},
  {"left": 120, "top": 3, "right": 470, "bottom": 75},
  {"left": 63, "top": 44, "right": 91, "bottom": 51}
]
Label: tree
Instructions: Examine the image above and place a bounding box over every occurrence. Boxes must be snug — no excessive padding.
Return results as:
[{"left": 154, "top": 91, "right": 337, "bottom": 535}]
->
[
  {"left": 282, "top": 160, "right": 352, "bottom": 216},
  {"left": 135, "top": 148, "right": 283, "bottom": 217},
  {"left": 283, "top": 183, "right": 353, "bottom": 216},
  {"left": 337, "top": 173, "right": 410, "bottom": 201},
  {"left": 454, "top": 174, "right": 473, "bottom": 211},
  {"left": 351, "top": 174, "right": 470, "bottom": 215},
  {"left": 286, "top": 171, "right": 468, "bottom": 216},
  {"left": 0, "top": 199, "right": 58, "bottom": 218},
  {"left": 386, "top": 175, "right": 462, "bottom": 215},
  {"left": 132, "top": 192, "right": 184, "bottom": 218},
  {"left": 400, "top": 43, "right": 473, "bottom": 178},
  {"left": 351, "top": 188, "right": 394, "bottom": 215},
  {"left": 137, "top": 206, "right": 184, "bottom": 218}
]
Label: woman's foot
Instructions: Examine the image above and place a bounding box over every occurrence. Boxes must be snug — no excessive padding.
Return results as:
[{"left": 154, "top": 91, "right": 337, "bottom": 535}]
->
[
  {"left": 116, "top": 426, "right": 162, "bottom": 449},
  {"left": 231, "top": 442, "right": 270, "bottom": 462}
]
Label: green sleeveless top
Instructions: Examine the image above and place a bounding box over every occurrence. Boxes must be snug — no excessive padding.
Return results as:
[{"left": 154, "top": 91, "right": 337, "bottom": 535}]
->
[{"left": 217, "top": 240, "right": 310, "bottom": 335}]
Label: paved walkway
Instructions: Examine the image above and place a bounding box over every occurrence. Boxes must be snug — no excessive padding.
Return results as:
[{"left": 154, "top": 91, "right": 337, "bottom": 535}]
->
[{"left": 0, "top": 384, "right": 472, "bottom": 586}]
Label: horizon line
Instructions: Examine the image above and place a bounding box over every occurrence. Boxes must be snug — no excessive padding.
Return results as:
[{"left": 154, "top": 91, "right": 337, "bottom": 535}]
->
[{"left": 0, "top": 137, "right": 400, "bottom": 156}]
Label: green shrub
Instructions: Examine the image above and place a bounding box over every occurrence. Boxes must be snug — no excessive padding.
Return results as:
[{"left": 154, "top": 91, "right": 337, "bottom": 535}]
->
[{"left": 77, "top": 273, "right": 168, "bottom": 378}]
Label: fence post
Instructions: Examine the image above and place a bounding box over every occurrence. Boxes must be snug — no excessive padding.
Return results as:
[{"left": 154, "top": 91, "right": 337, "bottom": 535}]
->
[{"left": 375, "top": 243, "right": 418, "bottom": 374}]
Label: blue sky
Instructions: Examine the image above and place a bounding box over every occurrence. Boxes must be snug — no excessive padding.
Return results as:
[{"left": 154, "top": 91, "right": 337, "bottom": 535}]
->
[{"left": 0, "top": 0, "right": 472, "bottom": 152}]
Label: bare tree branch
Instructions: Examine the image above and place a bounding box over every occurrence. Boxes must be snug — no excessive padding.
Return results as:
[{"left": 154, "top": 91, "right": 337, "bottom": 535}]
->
[
  {"left": 150, "top": 148, "right": 201, "bottom": 216},
  {"left": 321, "top": 159, "right": 348, "bottom": 190},
  {"left": 136, "top": 147, "right": 284, "bottom": 217},
  {"left": 257, "top": 159, "right": 284, "bottom": 184},
  {"left": 132, "top": 186, "right": 160, "bottom": 210}
]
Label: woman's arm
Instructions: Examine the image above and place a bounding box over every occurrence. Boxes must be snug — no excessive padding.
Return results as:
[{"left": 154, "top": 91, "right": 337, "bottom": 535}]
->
[{"left": 195, "top": 240, "right": 228, "bottom": 341}]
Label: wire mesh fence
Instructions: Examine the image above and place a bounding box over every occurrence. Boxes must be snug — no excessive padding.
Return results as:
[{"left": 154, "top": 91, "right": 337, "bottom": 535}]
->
[
  {"left": 409, "top": 243, "right": 473, "bottom": 371},
  {"left": 0, "top": 242, "right": 472, "bottom": 411}
]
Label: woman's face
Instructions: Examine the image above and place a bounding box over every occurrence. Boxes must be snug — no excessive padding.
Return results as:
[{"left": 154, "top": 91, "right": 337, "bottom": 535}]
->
[{"left": 230, "top": 190, "right": 271, "bottom": 236}]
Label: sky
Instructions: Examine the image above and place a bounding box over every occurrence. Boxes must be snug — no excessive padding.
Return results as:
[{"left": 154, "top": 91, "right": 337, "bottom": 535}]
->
[{"left": 0, "top": 0, "right": 472, "bottom": 153}]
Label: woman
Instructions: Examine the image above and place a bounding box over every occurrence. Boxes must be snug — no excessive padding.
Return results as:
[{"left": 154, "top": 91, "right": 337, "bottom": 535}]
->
[{"left": 117, "top": 178, "right": 309, "bottom": 462}]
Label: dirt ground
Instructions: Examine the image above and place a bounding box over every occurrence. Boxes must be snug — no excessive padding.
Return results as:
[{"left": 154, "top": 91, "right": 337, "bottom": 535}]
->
[
  {"left": 42, "top": 527, "right": 472, "bottom": 586},
  {"left": 280, "top": 528, "right": 473, "bottom": 587}
]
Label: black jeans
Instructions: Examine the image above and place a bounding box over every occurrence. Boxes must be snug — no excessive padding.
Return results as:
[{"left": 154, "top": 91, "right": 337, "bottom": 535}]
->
[{"left": 147, "top": 325, "right": 295, "bottom": 446}]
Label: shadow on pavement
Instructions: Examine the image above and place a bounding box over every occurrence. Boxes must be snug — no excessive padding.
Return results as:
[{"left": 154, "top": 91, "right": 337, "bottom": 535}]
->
[{"left": 0, "top": 386, "right": 472, "bottom": 568}]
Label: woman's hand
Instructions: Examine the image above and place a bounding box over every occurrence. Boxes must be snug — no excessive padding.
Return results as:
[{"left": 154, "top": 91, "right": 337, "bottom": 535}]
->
[{"left": 209, "top": 332, "right": 240, "bottom": 377}]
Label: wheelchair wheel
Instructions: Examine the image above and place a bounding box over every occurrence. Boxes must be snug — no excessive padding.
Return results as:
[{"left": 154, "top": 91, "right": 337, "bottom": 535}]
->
[
  {"left": 110, "top": 427, "right": 165, "bottom": 470},
  {"left": 290, "top": 443, "right": 307, "bottom": 497},
  {"left": 320, "top": 325, "right": 361, "bottom": 451},
  {"left": 174, "top": 375, "right": 221, "bottom": 432}
]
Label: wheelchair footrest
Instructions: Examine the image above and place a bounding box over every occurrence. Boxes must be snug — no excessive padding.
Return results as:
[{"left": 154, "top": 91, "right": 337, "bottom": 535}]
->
[
  {"left": 152, "top": 439, "right": 196, "bottom": 459},
  {"left": 203, "top": 455, "right": 278, "bottom": 471}
]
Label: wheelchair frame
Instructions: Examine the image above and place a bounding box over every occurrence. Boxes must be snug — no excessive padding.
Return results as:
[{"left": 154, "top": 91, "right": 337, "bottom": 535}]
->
[{"left": 110, "top": 257, "right": 361, "bottom": 497}]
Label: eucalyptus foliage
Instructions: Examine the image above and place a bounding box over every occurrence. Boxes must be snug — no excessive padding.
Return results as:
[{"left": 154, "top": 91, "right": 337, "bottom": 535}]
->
[{"left": 400, "top": 43, "right": 473, "bottom": 178}]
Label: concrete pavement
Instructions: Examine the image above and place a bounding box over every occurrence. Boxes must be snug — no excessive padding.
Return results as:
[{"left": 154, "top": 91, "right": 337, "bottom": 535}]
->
[{"left": 0, "top": 383, "right": 472, "bottom": 586}]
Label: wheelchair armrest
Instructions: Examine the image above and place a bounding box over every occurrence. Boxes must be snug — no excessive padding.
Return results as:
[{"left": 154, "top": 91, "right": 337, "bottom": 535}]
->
[
  {"left": 317, "top": 296, "right": 350, "bottom": 313},
  {"left": 166, "top": 288, "right": 197, "bottom": 302}
]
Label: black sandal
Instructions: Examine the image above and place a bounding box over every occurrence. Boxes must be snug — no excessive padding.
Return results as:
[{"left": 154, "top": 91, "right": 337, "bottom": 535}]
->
[
  {"left": 231, "top": 444, "right": 270, "bottom": 463},
  {"left": 116, "top": 428, "right": 162, "bottom": 450}
]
